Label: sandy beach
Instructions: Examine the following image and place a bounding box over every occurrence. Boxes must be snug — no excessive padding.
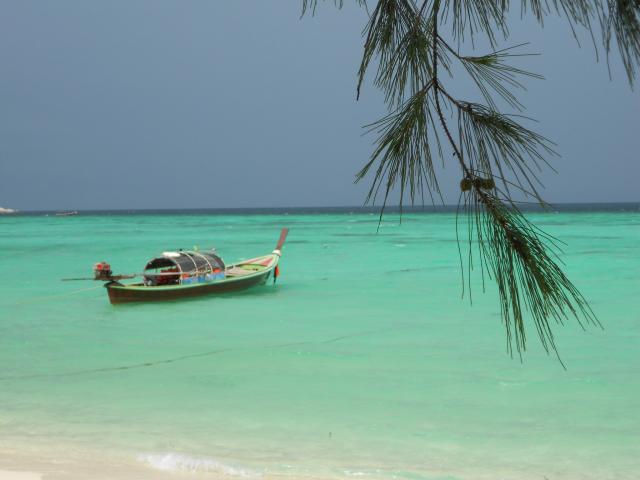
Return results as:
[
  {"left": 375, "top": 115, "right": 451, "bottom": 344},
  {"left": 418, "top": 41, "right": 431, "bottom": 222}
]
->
[
  {"left": 0, "top": 449, "right": 218, "bottom": 480},
  {"left": 0, "top": 472, "right": 41, "bottom": 480}
]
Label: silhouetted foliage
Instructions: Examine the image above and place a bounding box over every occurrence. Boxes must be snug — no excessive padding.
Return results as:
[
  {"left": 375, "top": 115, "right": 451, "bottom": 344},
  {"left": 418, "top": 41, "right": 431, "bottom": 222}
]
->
[{"left": 303, "top": 0, "right": 639, "bottom": 359}]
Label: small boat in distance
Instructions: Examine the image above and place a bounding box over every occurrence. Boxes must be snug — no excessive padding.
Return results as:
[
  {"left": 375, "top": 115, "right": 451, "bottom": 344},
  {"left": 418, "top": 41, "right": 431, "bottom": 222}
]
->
[
  {"left": 65, "top": 229, "right": 289, "bottom": 304},
  {"left": 0, "top": 207, "right": 17, "bottom": 214},
  {"left": 55, "top": 210, "right": 79, "bottom": 216}
]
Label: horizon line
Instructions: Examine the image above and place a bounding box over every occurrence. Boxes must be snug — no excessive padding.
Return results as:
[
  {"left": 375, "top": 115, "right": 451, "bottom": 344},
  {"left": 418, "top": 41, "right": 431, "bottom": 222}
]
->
[{"left": 5, "top": 200, "right": 639, "bottom": 214}]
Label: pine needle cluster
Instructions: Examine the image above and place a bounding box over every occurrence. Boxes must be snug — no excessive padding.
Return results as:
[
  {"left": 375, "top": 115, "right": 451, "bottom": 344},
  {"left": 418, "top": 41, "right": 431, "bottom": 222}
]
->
[{"left": 303, "top": 0, "right": 638, "bottom": 358}]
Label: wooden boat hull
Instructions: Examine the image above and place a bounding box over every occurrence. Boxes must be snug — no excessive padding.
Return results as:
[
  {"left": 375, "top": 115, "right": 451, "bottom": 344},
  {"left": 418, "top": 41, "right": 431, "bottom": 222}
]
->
[{"left": 106, "top": 254, "right": 278, "bottom": 304}]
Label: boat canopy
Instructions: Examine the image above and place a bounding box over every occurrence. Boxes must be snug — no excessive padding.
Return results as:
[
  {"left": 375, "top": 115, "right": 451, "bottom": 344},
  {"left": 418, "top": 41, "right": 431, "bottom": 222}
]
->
[{"left": 144, "top": 250, "right": 225, "bottom": 276}]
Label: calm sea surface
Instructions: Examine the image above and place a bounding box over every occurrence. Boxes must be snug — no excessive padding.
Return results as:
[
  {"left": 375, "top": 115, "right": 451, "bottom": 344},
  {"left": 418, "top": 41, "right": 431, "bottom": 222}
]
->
[{"left": 0, "top": 207, "right": 638, "bottom": 479}]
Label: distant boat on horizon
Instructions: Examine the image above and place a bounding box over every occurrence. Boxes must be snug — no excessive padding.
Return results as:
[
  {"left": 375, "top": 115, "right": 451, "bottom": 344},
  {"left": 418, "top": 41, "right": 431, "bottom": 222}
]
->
[
  {"left": 55, "top": 210, "right": 79, "bottom": 217},
  {"left": 0, "top": 207, "right": 18, "bottom": 214}
]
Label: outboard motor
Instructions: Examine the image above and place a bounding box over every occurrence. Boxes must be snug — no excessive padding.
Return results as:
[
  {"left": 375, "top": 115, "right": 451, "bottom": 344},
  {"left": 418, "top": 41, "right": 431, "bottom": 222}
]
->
[{"left": 93, "top": 261, "right": 113, "bottom": 280}]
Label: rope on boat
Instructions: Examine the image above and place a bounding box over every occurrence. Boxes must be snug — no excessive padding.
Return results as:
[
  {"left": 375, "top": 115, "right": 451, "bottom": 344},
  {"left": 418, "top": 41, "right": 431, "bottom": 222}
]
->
[
  {"left": 0, "top": 326, "right": 407, "bottom": 381},
  {"left": 15, "top": 285, "right": 104, "bottom": 305}
]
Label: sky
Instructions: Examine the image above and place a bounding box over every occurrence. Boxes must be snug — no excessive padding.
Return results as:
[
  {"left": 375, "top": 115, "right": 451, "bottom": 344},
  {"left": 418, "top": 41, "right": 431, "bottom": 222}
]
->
[{"left": 0, "top": 1, "right": 638, "bottom": 211}]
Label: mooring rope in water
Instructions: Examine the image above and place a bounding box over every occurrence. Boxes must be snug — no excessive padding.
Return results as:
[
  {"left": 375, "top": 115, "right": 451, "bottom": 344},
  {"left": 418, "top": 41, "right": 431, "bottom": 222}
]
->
[
  {"left": 0, "top": 325, "right": 409, "bottom": 381},
  {"left": 15, "top": 285, "right": 104, "bottom": 305}
]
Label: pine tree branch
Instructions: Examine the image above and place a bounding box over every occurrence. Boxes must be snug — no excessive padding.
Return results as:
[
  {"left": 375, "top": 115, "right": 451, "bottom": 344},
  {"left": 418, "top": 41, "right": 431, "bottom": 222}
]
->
[
  {"left": 430, "top": 1, "right": 599, "bottom": 359},
  {"left": 307, "top": 0, "right": 614, "bottom": 360}
]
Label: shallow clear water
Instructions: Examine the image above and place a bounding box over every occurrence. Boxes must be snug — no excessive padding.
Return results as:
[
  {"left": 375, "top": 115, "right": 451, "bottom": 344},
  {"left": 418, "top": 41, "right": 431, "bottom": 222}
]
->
[{"left": 0, "top": 209, "right": 638, "bottom": 479}]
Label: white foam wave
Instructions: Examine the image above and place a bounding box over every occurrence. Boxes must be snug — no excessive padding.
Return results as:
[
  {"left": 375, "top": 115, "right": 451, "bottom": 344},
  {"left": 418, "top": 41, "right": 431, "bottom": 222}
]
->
[{"left": 138, "top": 452, "right": 260, "bottom": 478}]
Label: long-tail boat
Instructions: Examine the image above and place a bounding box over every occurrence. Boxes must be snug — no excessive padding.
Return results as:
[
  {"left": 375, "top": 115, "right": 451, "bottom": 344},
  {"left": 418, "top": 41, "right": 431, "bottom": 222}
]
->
[{"left": 68, "top": 229, "right": 288, "bottom": 304}]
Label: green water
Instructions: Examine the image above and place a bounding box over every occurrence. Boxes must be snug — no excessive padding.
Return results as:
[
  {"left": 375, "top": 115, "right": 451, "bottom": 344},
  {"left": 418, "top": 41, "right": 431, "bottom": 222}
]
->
[{"left": 0, "top": 210, "right": 638, "bottom": 479}]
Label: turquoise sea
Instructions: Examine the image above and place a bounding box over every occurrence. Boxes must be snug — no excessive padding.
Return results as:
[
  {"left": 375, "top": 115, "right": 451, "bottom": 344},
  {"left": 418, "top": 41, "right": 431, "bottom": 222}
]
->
[{"left": 0, "top": 207, "right": 638, "bottom": 480}]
